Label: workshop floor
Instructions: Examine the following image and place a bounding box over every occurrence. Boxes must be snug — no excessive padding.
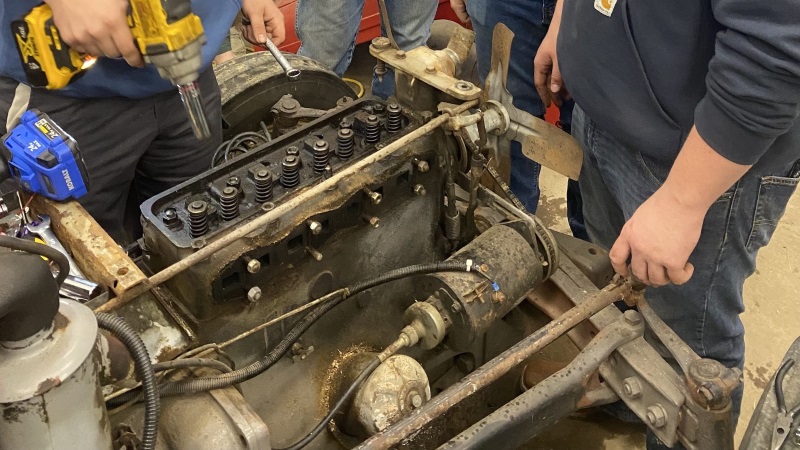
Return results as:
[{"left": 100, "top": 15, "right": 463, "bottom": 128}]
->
[{"left": 345, "top": 43, "right": 800, "bottom": 449}]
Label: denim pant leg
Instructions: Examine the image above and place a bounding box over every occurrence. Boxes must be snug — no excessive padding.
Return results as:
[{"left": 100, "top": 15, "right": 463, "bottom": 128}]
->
[
  {"left": 371, "top": 0, "right": 438, "bottom": 99},
  {"left": 295, "top": 0, "right": 365, "bottom": 76},
  {"left": 574, "top": 105, "right": 800, "bottom": 449}
]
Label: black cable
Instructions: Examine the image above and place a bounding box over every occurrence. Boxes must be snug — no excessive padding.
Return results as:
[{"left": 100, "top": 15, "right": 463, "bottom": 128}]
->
[
  {"left": 776, "top": 359, "right": 796, "bottom": 412},
  {"left": 275, "top": 357, "right": 382, "bottom": 450},
  {"left": 96, "top": 313, "right": 159, "bottom": 450},
  {"left": 0, "top": 235, "right": 69, "bottom": 286},
  {"left": 211, "top": 122, "right": 271, "bottom": 168},
  {"left": 108, "top": 260, "right": 487, "bottom": 406},
  {"left": 152, "top": 357, "right": 232, "bottom": 374}
]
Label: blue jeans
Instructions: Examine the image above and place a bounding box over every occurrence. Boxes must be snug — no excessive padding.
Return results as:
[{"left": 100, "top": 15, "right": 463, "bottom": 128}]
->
[
  {"left": 573, "top": 104, "right": 800, "bottom": 449},
  {"left": 467, "top": 0, "right": 586, "bottom": 240},
  {"left": 295, "top": 0, "right": 437, "bottom": 99}
]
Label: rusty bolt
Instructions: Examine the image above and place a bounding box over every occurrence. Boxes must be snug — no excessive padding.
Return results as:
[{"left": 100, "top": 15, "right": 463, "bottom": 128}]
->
[
  {"left": 623, "top": 377, "right": 643, "bottom": 399},
  {"left": 308, "top": 220, "right": 322, "bottom": 235},
  {"left": 623, "top": 310, "right": 643, "bottom": 326},
  {"left": 395, "top": 50, "right": 406, "bottom": 59},
  {"left": 411, "top": 393, "right": 423, "bottom": 409},
  {"left": 363, "top": 188, "right": 382, "bottom": 205},
  {"left": 425, "top": 64, "right": 436, "bottom": 74},
  {"left": 247, "top": 286, "right": 262, "bottom": 303},
  {"left": 414, "top": 159, "right": 430, "bottom": 173},
  {"left": 646, "top": 404, "right": 667, "bottom": 428},
  {"left": 372, "top": 37, "right": 390, "bottom": 49},
  {"left": 362, "top": 214, "right": 380, "bottom": 228},
  {"left": 413, "top": 184, "right": 426, "bottom": 196},
  {"left": 244, "top": 256, "right": 261, "bottom": 274}
]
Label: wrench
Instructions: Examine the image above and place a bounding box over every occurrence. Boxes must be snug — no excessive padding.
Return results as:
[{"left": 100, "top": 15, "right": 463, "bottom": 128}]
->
[{"left": 26, "top": 214, "right": 83, "bottom": 277}]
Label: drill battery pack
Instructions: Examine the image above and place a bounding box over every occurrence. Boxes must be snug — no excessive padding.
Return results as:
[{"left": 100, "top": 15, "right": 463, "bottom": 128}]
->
[{"left": 1, "top": 110, "right": 89, "bottom": 201}]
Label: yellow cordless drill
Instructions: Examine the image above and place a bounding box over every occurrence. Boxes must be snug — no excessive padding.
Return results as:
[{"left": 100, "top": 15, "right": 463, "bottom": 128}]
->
[{"left": 11, "top": 1, "right": 211, "bottom": 140}]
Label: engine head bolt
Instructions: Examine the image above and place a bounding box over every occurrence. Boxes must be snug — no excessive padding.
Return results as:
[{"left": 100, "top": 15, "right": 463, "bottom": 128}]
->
[
  {"left": 425, "top": 64, "right": 436, "bottom": 74},
  {"left": 646, "top": 405, "right": 667, "bottom": 428},
  {"left": 362, "top": 214, "right": 380, "bottom": 228},
  {"left": 218, "top": 186, "right": 240, "bottom": 221},
  {"left": 413, "top": 158, "right": 430, "bottom": 173},
  {"left": 187, "top": 200, "right": 209, "bottom": 237},
  {"left": 386, "top": 103, "right": 402, "bottom": 133},
  {"left": 162, "top": 207, "right": 182, "bottom": 230},
  {"left": 413, "top": 184, "right": 426, "bottom": 196},
  {"left": 311, "top": 139, "right": 331, "bottom": 173},
  {"left": 372, "top": 103, "right": 386, "bottom": 115},
  {"left": 363, "top": 187, "right": 382, "bottom": 205},
  {"left": 336, "top": 127, "right": 355, "bottom": 159},
  {"left": 244, "top": 256, "right": 261, "bottom": 274},
  {"left": 247, "top": 286, "right": 262, "bottom": 303},
  {"left": 307, "top": 220, "right": 323, "bottom": 235},
  {"left": 281, "top": 155, "right": 301, "bottom": 188},
  {"left": 623, "top": 377, "right": 642, "bottom": 399},
  {"left": 365, "top": 114, "right": 381, "bottom": 145},
  {"left": 226, "top": 176, "right": 240, "bottom": 188},
  {"left": 253, "top": 169, "right": 274, "bottom": 203},
  {"left": 286, "top": 146, "right": 300, "bottom": 157}
]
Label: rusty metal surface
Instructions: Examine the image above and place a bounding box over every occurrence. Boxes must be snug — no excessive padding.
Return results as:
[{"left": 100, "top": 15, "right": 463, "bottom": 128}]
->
[
  {"left": 30, "top": 198, "right": 147, "bottom": 299},
  {"left": 439, "top": 312, "right": 644, "bottom": 450},
  {"left": 356, "top": 280, "right": 631, "bottom": 449}
]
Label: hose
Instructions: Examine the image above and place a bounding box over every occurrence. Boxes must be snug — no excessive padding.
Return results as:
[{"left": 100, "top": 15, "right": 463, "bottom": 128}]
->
[
  {"left": 108, "top": 260, "right": 487, "bottom": 405},
  {"left": 0, "top": 235, "right": 69, "bottom": 286},
  {"left": 211, "top": 121, "right": 272, "bottom": 168},
  {"left": 96, "top": 313, "right": 159, "bottom": 450}
]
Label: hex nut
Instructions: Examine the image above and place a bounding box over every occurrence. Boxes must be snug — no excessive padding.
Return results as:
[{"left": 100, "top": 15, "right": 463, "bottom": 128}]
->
[
  {"left": 646, "top": 404, "right": 667, "bottom": 428},
  {"left": 622, "top": 377, "right": 643, "bottom": 399},
  {"left": 414, "top": 159, "right": 430, "bottom": 173},
  {"left": 623, "top": 310, "right": 643, "bottom": 326},
  {"left": 413, "top": 184, "right": 426, "bottom": 196},
  {"left": 308, "top": 220, "right": 322, "bottom": 235},
  {"left": 245, "top": 258, "right": 261, "bottom": 274},
  {"left": 247, "top": 286, "right": 262, "bottom": 303}
]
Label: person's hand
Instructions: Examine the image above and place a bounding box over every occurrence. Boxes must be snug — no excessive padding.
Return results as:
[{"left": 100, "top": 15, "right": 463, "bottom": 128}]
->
[
  {"left": 450, "top": 0, "right": 470, "bottom": 23},
  {"left": 241, "top": 0, "right": 286, "bottom": 46},
  {"left": 533, "top": 27, "right": 565, "bottom": 108},
  {"left": 44, "top": 0, "right": 144, "bottom": 67},
  {"left": 609, "top": 186, "right": 704, "bottom": 286}
]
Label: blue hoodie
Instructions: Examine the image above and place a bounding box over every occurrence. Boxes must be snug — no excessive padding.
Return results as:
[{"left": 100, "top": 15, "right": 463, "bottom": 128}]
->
[
  {"left": 558, "top": 0, "right": 800, "bottom": 172},
  {"left": 0, "top": 0, "right": 242, "bottom": 98}
]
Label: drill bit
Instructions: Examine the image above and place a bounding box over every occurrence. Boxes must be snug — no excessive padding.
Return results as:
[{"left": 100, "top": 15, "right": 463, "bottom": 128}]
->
[
  {"left": 262, "top": 36, "right": 301, "bottom": 80},
  {"left": 178, "top": 81, "right": 211, "bottom": 140}
]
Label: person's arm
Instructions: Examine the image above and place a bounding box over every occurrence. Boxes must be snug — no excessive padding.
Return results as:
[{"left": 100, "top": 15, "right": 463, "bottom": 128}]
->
[
  {"left": 533, "top": 0, "right": 564, "bottom": 108},
  {"left": 449, "top": 0, "right": 470, "bottom": 23},
  {"left": 611, "top": 0, "right": 800, "bottom": 286},
  {"left": 44, "top": 0, "right": 143, "bottom": 67},
  {"left": 240, "top": 0, "right": 286, "bottom": 46}
]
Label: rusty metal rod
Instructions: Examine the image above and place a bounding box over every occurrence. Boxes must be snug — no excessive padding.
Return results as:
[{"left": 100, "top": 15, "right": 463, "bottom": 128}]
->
[
  {"left": 356, "top": 280, "right": 631, "bottom": 449},
  {"left": 96, "top": 100, "right": 479, "bottom": 312}
]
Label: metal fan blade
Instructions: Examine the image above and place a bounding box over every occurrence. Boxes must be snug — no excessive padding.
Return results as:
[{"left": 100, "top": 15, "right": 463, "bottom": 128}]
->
[
  {"left": 506, "top": 105, "right": 583, "bottom": 180},
  {"left": 483, "top": 23, "right": 514, "bottom": 103}
]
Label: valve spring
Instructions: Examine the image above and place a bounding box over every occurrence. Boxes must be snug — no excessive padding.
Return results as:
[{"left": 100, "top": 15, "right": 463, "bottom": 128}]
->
[
  {"left": 365, "top": 114, "right": 381, "bottom": 145},
  {"left": 254, "top": 169, "right": 274, "bottom": 203},
  {"left": 187, "top": 200, "right": 209, "bottom": 237},
  {"left": 386, "top": 103, "right": 402, "bottom": 133},
  {"left": 336, "top": 128, "right": 355, "bottom": 159},
  {"left": 281, "top": 155, "right": 301, "bottom": 188},
  {"left": 218, "top": 187, "right": 240, "bottom": 221},
  {"left": 312, "top": 139, "right": 331, "bottom": 173}
]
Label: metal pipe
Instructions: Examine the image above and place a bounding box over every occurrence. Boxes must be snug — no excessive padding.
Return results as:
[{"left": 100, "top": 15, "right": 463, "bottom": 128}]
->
[
  {"left": 262, "top": 37, "right": 301, "bottom": 80},
  {"left": 356, "top": 280, "right": 631, "bottom": 449},
  {"left": 97, "top": 101, "right": 479, "bottom": 312}
]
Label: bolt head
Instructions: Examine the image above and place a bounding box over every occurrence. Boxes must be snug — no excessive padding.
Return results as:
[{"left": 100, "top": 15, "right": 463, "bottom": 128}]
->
[
  {"left": 411, "top": 394, "right": 423, "bottom": 408},
  {"left": 366, "top": 216, "right": 380, "bottom": 228},
  {"left": 645, "top": 405, "right": 667, "bottom": 428},
  {"left": 308, "top": 220, "right": 322, "bottom": 235},
  {"left": 247, "top": 286, "right": 262, "bottom": 302},
  {"left": 425, "top": 64, "right": 436, "bottom": 74},
  {"left": 372, "top": 36, "right": 390, "bottom": 49},
  {"left": 622, "top": 377, "right": 642, "bottom": 399},
  {"left": 415, "top": 160, "right": 430, "bottom": 173},
  {"left": 623, "top": 310, "right": 643, "bottom": 326},
  {"left": 227, "top": 176, "right": 240, "bottom": 187},
  {"left": 395, "top": 50, "right": 406, "bottom": 58},
  {"left": 369, "top": 192, "right": 382, "bottom": 205},
  {"left": 246, "top": 258, "right": 261, "bottom": 274},
  {"left": 413, "top": 184, "right": 426, "bottom": 196}
]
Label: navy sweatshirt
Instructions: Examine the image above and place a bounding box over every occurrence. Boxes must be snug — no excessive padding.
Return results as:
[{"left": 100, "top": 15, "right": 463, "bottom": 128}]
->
[
  {"left": 558, "top": 0, "right": 800, "bottom": 173},
  {"left": 0, "top": 0, "right": 241, "bottom": 98}
]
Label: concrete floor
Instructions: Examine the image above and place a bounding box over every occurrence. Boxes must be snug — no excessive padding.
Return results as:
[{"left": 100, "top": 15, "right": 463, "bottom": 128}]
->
[{"left": 345, "top": 42, "right": 800, "bottom": 448}]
